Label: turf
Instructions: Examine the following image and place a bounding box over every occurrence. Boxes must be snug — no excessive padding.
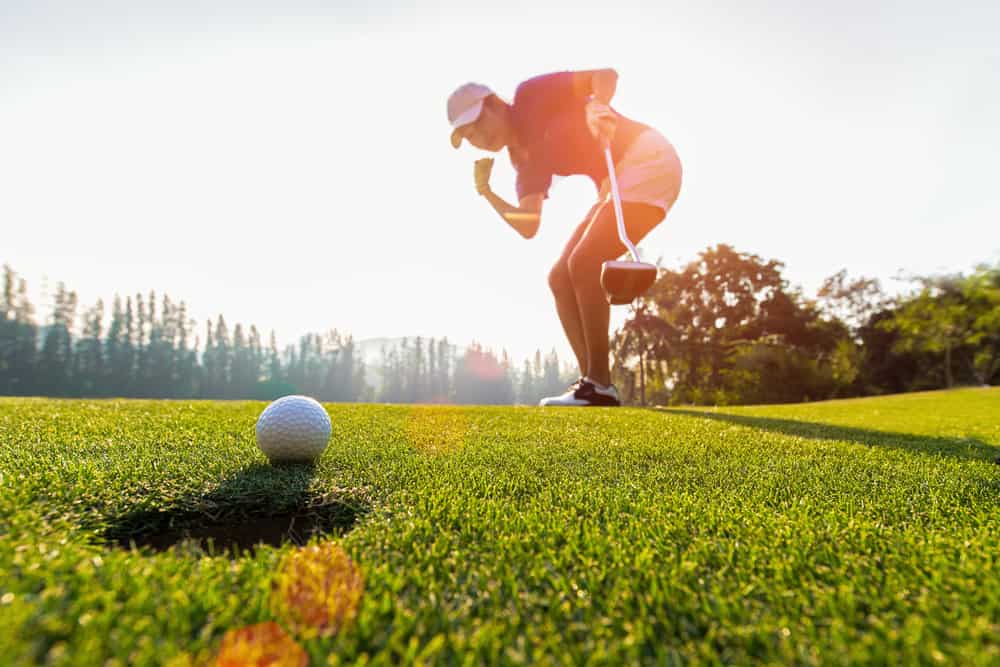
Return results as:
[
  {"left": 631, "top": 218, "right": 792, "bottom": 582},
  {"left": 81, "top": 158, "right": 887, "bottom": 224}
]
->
[{"left": 1, "top": 388, "right": 998, "bottom": 665}]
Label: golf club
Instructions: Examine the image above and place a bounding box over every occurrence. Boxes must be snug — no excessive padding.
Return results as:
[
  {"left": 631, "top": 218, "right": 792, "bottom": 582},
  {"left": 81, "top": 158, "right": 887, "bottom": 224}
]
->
[{"left": 600, "top": 145, "right": 658, "bottom": 305}]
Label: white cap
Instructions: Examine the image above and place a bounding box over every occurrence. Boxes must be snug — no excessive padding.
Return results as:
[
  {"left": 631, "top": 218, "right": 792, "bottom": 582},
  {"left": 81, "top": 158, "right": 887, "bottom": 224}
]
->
[{"left": 447, "top": 82, "right": 493, "bottom": 148}]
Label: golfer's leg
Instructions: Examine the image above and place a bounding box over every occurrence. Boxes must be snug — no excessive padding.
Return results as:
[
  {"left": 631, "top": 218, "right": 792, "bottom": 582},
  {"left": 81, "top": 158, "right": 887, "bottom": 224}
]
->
[
  {"left": 548, "top": 203, "right": 602, "bottom": 376},
  {"left": 567, "top": 202, "right": 665, "bottom": 387}
]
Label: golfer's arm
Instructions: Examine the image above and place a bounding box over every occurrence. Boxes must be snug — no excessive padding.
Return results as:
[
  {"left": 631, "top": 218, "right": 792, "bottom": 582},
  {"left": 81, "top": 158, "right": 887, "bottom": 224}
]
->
[{"left": 482, "top": 190, "right": 542, "bottom": 240}]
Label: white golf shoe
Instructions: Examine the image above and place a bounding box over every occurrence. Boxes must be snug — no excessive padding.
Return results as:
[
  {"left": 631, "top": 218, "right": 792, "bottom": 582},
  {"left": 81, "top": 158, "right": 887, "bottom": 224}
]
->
[{"left": 539, "top": 377, "right": 621, "bottom": 407}]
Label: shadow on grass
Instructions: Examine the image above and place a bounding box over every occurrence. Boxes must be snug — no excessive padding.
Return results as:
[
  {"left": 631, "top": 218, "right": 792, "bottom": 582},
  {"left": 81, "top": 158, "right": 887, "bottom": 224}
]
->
[
  {"left": 101, "top": 463, "right": 371, "bottom": 556},
  {"left": 658, "top": 408, "right": 1000, "bottom": 464}
]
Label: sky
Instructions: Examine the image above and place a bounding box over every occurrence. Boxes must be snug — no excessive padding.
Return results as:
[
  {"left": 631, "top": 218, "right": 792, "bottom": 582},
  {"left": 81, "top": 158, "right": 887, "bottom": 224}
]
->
[{"left": 2, "top": 0, "right": 998, "bottom": 364}]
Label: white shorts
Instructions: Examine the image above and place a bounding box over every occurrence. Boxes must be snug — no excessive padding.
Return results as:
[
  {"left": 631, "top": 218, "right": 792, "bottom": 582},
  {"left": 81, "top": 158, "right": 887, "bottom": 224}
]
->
[{"left": 598, "top": 129, "right": 682, "bottom": 214}]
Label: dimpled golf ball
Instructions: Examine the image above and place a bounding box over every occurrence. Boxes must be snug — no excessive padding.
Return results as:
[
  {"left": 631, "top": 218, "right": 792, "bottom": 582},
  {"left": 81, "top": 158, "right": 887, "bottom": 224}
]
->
[{"left": 255, "top": 395, "right": 332, "bottom": 463}]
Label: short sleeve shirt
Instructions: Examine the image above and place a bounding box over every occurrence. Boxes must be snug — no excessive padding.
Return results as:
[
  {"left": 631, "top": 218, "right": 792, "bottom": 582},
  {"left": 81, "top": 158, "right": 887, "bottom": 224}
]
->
[{"left": 510, "top": 71, "right": 648, "bottom": 200}]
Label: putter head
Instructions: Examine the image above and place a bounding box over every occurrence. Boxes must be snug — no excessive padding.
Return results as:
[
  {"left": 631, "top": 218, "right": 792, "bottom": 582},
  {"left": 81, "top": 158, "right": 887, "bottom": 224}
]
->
[{"left": 600, "top": 260, "right": 658, "bottom": 305}]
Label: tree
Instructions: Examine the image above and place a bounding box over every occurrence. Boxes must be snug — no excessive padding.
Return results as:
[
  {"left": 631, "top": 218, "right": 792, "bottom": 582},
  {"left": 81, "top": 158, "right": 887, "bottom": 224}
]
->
[
  {"left": 883, "top": 274, "right": 967, "bottom": 389},
  {"left": 611, "top": 302, "right": 674, "bottom": 405},
  {"left": 517, "top": 358, "right": 535, "bottom": 404},
  {"left": 231, "top": 323, "right": 252, "bottom": 398},
  {"left": 962, "top": 265, "right": 1000, "bottom": 385},
  {"left": 214, "top": 315, "right": 231, "bottom": 395},
  {"left": 0, "top": 267, "right": 38, "bottom": 395},
  {"left": 612, "top": 245, "right": 857, "bottom": 405},
  {"left": 202, "top": 319, "right": 217, "bottom": 397},
  {"left": 0, "top": 264, "right": 374, "bottom": 400},
  {"left": 884, "top": 265, "right": 1000, "bottom": 388},
  {"left": 437, "top": 338, "right": 452, "bottom": 402},
  {"left": 75, "top": 299, "right": 105, "bottom": 395},
  {"left": 817, "top": 269, "right": 887, "bottom": 335},
  {"left": 175, "top": 302, "right": 197, "bottom": 397},
  {"left": 9, "top": 278, "right": 38, "bottom": 395},
  {"left": 0, "top": 266, "right": 17, "bottom": 393},
  {"left": 427, "top": 337, "right": 438, "bottom": 401},
  {"left": 38, "top": 282, "right": 78, "bottom": 395},
  {"left": 454, "top": 342, "right": 514, "bottom": 405}
]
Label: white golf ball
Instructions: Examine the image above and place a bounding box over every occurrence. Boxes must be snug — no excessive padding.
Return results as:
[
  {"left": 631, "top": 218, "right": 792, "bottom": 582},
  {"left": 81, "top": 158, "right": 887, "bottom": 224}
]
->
[{"left": 255, "top": 395, "right": 331, "bottom": 463}]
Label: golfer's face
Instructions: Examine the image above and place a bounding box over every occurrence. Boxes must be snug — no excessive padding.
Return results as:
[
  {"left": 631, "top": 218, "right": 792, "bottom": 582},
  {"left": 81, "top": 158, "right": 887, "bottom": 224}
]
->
[{"left": 464, "top": 106, "right": 505, "bottom": 151}]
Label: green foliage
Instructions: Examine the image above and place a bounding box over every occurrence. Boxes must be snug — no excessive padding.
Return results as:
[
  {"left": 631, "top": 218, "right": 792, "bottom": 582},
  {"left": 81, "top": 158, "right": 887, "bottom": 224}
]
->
[
  {"left": 881, "top": 264, "right": 1000, "bottom": 388},
  {"left": 816, "top": 269, "right": 887, "bottom": 333},
  {"left": 0, "top": 390, "right": 998, "bottom": 664},
  {"left": 722, "top": 339, "right": 835, "bottom": 404},
  {"left": 0, "top": 266, "right": 369, "bottom": 401},
  {"left": 615, "top": 251, "right": 999, "bottom": 405},
  {"left": 0, "top": 260, "right": 574, "bottom": 403},
  {"left": 617, "top": 245, "right": 854, "bottom": 405}
]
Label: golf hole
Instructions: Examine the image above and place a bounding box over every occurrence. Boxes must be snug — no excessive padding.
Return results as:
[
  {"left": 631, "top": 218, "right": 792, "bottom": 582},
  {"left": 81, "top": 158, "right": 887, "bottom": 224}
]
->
[
  {"left": 100, "top": 466, "right": 371, "bottom": 555},
  {"left": 104, "top": 503, "right": 365, "bottom": 555}
]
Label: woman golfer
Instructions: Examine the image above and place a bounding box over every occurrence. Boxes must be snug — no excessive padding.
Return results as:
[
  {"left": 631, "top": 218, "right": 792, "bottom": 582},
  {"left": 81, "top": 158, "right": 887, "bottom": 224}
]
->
[{"left": 447, "top": 69, "right": 681, "bottom": 407}]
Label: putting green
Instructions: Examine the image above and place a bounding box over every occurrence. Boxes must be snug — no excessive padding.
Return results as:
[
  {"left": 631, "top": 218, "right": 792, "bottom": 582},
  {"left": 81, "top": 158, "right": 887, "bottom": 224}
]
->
[{"left": 1, "top": 388, "right": 998, "bottom": 664}]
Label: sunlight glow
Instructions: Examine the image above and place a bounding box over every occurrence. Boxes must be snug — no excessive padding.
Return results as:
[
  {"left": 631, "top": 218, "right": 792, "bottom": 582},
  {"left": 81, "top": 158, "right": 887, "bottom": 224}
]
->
[{"left": 2, "top": 2, "right": 997, "bottom": 363}]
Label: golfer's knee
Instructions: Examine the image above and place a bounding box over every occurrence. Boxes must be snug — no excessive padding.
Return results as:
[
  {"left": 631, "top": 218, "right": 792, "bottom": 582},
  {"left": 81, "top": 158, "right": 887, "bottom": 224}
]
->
[
  {"left": 567, "top": 250, "right": 600, "bottom": 286},
  {"left": 548, "top": 261, "right": 573, "bottom": 296}
]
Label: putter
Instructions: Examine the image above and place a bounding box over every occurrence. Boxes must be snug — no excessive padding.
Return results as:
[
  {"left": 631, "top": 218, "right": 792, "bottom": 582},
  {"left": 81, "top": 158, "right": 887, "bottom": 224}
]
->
[{"left": 600, "top": 146, "right": 658, "bottom": 305}]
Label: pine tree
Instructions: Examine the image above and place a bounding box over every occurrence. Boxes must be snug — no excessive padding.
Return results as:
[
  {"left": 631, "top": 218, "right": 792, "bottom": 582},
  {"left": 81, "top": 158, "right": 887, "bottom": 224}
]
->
[
  {"left": 75, "top": 299, "right": 105, "bottom": 395},
  {"left": 427, "top": 337, "right": 438, "bottom": 402},
  {"left": 319, "top": 329, "right": 341, "bottom": 402},
  {"left": 267, "top": 331, "right": 282, "bottom": 385},
  {"left": 232, "top": 323, "right": 250, "bottom": 398},
  {"left": 412, "top": 336, "right": 424, "bottom": 402},
  {"left": 122, "top": 297, "right": 135, "bottom": 395},
  {"left": 39, "top": 283, "right": 77, "bottom": 395},
  {"left": 542, "top": 349, "right": 563, "bottom": 397},
  {"left": 518, "top": 358, "right": 534, "bottom": 404},
  {"left": 248, "top": 325, "right": 263, "bottom": 395},
  {"left": 145, "top": 291, "right": 169, "bottom": 396},
  {"left": 105, "top": 296, "right": 124, "bottom": 394},
  {"left": 156, "top": 294, "right": 177, "bottom": 396},
  {"left": 133, "top": 293, "right": 148, "bottom": 395},
  {"left": 377, "top": 344, "right": 401, "bottom": 403},
  {"left": 10, "top": 278, "right": 38, "bottom": 395},
  {"left": 0, "top": 267, "right": 35, "bottom": 394},
  {"left": 202, "top": 319, "right": 216, "bottom": 397},
  {"left": 214, "top": 315, "right": 231, "bottom": 396},
  {"left": 0, "top": 266, "right": 15, "bottom": 393},
  {"left": 462, "top": 343, "right": 515, "bottom": 404},
  {"left": 437, "top": 337, "right": 451, "bottom": 402},
  {"left": 0, "top": 266, "right": 13, "bottom": 321},
  {"left": 176, "top": 302, "right": 196, "bottom": 397}
]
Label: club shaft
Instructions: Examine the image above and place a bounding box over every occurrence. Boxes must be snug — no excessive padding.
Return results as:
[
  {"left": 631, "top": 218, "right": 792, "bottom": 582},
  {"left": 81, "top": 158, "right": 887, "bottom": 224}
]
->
[{"left": 604, "top": 147, "right": 641, "bottom": 262}]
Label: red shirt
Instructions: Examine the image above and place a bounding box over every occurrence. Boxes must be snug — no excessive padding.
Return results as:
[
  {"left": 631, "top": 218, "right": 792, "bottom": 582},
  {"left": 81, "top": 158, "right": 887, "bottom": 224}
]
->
[{"left": 510, "top": 71, "right": 650, "bottom": 200}]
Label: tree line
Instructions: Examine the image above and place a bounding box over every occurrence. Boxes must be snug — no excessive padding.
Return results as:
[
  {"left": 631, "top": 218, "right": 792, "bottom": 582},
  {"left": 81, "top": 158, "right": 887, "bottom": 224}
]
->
[
  {"left": 611, "top": 245, "right": 999, "bottom": 405},
  {"left": 0, "top": 265, "right": 576, "bottom": 404},
  {"left": 3, "top": 250, "right": 996, "bottom": 406}
]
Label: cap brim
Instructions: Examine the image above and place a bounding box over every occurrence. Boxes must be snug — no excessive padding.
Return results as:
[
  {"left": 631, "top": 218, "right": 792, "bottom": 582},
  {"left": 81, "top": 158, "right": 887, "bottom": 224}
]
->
[{"left": 448, "top": 100, "right": 485, "bottom": 149}]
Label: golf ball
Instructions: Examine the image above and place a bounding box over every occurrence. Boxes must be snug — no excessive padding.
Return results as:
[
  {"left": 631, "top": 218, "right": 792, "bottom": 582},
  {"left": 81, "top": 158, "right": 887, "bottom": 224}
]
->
[{"left": 255, "top": 395, "right": 331, "bottom": 463}]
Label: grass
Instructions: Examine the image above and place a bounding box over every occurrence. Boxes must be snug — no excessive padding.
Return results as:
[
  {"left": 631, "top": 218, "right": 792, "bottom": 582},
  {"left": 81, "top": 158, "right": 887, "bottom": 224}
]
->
[{"left": 0, "top": 388, "right": 998, "bottom": 665}]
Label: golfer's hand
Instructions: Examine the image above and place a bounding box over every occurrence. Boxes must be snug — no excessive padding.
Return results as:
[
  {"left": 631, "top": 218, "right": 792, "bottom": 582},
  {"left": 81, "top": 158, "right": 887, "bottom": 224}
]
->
[
  {"left": 586, "top": 98, "right": 616, "bottom": 145},
  {"left": 474, "top": 158, "right": 494, "bottom": 195}
]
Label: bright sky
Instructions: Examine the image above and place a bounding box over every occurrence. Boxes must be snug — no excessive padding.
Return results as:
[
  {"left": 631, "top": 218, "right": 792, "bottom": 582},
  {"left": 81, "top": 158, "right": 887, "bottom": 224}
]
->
[{"left": 2, "top": 1, "right": 998, "bottom": 364}]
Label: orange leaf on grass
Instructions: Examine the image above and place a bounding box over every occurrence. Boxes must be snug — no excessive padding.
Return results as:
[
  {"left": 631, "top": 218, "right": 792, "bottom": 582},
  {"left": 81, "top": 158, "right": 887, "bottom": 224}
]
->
[
  {"left": 215, "top": 621, "right": 308, "bottom": 667},
  {"left": 271, "top": 543, "right": 364, "bottom": 638}
]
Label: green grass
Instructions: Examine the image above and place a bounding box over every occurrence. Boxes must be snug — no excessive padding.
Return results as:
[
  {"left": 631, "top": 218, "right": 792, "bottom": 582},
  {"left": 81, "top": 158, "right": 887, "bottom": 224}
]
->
[{"left": 1, "top": 388, "right": 998, "bottom": 665}]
